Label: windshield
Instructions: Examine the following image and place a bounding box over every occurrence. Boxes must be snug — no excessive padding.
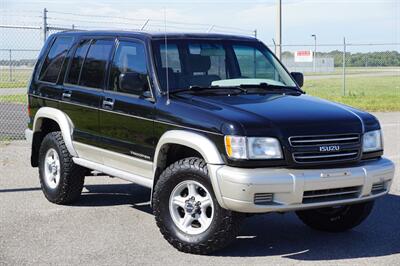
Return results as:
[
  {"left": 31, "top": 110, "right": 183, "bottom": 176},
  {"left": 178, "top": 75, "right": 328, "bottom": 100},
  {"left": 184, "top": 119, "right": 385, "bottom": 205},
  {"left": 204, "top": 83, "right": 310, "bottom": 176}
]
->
[{"left": 152, "top": 39, "right": 297, "bottom": 92}]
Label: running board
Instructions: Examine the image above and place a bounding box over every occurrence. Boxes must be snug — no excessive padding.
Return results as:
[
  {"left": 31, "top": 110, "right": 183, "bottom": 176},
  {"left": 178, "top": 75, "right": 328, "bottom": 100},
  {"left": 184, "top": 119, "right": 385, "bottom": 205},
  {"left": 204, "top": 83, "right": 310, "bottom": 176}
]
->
[{"left": 73, "top": 157, "right": 153, "bottom": 188}]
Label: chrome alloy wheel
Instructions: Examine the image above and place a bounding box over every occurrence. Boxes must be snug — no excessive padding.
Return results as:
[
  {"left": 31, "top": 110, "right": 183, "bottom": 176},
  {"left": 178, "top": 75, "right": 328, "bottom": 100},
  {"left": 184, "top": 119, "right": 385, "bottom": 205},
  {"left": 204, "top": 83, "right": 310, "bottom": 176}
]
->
[
  {"left": 169, "top": 180, "right": 214, "bottom": 235},
  {"left": 43, "top": 148, "right": 61, "bottom": 189}
]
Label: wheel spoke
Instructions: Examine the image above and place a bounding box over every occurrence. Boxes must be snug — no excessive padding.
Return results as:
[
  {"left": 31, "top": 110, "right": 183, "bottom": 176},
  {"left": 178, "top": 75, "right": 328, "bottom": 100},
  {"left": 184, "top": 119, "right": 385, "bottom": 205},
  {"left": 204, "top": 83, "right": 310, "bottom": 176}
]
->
[
  {"left": 172, "top": 196, "right": 186, "bottom": 208},
  {"left": 181, "top": 214, "right": 194, "bottom": 228},
  {"left": 198, "top": 212, "right": 209, "bottom": 227},
  {"left": 200, "top": 197, "right": 211, "bottom": 208},
  {"left": 187, "top": 183, "right": 198, "bottom": 197}
]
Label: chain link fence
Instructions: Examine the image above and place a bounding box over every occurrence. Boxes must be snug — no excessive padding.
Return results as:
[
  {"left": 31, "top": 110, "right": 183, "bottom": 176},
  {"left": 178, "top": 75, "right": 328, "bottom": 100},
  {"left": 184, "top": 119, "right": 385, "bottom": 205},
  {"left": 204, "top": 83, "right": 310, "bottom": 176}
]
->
[
  {"left": 277, "top": 43, "right": 400, "bottom": 112},
  {"left": 1, "top": 8, "right": 399, "bottom": 140}
]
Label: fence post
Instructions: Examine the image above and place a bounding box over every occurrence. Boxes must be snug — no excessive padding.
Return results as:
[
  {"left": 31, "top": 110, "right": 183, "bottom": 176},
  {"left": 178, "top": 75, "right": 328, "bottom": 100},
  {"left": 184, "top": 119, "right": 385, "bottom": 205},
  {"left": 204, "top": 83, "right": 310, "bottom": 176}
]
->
[
  {"left": 9, "top": 49, "right": 12, "bottom": 82},
  {"left": 342, "top": 37, "right": 346, "bottom": 96},
  {"left": 43, "top": 8, "right": 48, "bottom": 43}
]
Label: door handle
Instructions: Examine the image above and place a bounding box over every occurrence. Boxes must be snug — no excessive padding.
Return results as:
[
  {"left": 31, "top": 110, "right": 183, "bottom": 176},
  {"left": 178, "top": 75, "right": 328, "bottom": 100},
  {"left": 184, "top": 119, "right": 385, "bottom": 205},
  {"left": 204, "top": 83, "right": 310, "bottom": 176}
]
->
[
  {"left": 102, "top": 98, "right": 115, "bottom": 110},
  {"left": 62, "top": 91, "right": 72, "bottom": 99}
]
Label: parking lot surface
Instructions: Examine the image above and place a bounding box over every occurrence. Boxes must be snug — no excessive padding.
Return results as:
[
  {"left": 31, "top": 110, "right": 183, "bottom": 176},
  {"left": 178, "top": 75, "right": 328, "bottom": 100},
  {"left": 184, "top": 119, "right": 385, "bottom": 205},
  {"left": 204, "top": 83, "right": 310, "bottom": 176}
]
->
[{"left": 1, "top": 112, "right": 399, "bottom": 265}]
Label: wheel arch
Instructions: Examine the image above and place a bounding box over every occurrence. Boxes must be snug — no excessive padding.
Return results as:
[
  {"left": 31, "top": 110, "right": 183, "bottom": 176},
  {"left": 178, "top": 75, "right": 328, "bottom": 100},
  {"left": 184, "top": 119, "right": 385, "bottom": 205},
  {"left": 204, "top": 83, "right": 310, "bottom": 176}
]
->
[
  {"left": 152, "top": 130, "right": 226, "bottom": 208},
  {"left": 31, "top": 107, "right": 77, "bottom": 167}
]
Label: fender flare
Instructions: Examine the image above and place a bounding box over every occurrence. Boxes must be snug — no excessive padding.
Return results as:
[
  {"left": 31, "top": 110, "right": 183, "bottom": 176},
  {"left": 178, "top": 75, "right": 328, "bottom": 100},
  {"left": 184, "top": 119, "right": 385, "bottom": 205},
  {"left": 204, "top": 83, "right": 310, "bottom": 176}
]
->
[
  {"left": 33, "top": 107, "right": 78, "bottom": 157},
  {"left": 152, "top": 130, "right": 227, "bottom": 208}
]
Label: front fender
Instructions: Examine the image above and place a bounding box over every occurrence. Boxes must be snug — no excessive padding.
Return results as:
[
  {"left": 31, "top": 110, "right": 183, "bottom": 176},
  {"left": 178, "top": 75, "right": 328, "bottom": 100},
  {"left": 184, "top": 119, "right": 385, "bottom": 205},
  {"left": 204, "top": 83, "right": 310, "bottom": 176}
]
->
[{"left": 152, "top": 130, "right": 227, "bottom": 209}]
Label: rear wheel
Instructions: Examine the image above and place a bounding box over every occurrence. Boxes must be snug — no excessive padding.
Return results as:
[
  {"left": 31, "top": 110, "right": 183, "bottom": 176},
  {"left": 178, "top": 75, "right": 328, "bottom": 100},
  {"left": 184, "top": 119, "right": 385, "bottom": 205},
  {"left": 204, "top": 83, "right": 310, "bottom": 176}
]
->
[
  {"left": 38, "top": 131, "right": 85, "bottom": 204},
  {"left": 296, "top": 201, "right": 374, "bottom": 232},
  {"left": 152, "top": 157, "right": 243, "bottom": 254}
]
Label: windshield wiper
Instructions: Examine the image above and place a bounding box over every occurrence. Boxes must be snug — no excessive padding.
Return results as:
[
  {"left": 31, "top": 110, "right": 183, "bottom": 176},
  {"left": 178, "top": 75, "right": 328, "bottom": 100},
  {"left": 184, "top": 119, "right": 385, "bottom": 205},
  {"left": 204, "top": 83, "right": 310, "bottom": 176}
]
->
[
  {"left": 237, "top": 82, "right": 304, "bottom": 94},
  {"left": 238, "top": 82, "right": 296, "bottom": 91}
]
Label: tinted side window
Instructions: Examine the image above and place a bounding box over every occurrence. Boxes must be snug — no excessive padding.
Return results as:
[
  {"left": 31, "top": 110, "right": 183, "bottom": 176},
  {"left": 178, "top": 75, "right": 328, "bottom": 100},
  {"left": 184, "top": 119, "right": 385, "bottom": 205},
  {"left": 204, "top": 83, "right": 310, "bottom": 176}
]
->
[
  {"left": 66, "top": 39, "right": 91, "bottom": 85},
  {"left": 39, "top": 36, "right": 73, "bottom": 83},
  {"left": 109, "top": 41, "right": 149, "bottom": 95},
  {"left": 79, "top": 39, "right": 114, "bottom": 89}
]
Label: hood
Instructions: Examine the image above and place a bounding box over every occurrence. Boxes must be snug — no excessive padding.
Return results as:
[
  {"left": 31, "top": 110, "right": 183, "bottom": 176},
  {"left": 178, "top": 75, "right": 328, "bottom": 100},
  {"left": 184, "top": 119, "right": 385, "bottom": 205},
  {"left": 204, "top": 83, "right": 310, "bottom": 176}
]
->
[{"left": 174, "top": 93, "right": 379, "bottom": 138}]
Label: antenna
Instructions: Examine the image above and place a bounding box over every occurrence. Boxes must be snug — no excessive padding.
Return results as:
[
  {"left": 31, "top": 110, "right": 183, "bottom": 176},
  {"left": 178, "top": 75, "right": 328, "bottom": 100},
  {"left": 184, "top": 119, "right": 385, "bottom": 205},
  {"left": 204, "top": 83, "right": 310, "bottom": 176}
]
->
[{"left": 164, "top": 8, "right": 170, "bottom": 105}]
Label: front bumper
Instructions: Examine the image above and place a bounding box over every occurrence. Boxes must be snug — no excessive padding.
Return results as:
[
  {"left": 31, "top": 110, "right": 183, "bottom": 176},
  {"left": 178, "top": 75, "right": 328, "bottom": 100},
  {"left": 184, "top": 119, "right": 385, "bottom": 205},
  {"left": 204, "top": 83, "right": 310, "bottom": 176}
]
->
[{"left": 210, "top": 157, "right": 395, "bottom": 213}]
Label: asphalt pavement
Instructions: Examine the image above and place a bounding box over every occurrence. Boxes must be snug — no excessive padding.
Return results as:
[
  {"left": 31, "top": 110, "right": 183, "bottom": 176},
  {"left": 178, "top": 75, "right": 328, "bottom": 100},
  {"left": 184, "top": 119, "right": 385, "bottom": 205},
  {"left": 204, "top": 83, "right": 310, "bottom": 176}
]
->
[{"left": 0, "top": 112, "right": 399, "bottom": 265}]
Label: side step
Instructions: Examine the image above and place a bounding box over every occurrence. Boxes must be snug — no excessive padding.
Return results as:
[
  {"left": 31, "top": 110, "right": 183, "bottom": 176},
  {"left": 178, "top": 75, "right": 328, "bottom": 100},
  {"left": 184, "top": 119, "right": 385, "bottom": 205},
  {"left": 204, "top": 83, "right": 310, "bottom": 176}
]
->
[{"left": 73, "top": 157, "right": 153, "bottom": 188}]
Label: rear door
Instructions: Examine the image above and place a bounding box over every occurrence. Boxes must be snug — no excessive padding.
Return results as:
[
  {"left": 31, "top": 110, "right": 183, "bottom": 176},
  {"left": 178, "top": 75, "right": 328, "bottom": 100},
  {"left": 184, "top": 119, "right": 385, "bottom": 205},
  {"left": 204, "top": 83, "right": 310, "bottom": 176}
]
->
[
  {"left": 60, "top": 37, "right": 115, "bottom": 151},
  {"left": 98, "top": 38, "right": 155, "bottom": 176}
]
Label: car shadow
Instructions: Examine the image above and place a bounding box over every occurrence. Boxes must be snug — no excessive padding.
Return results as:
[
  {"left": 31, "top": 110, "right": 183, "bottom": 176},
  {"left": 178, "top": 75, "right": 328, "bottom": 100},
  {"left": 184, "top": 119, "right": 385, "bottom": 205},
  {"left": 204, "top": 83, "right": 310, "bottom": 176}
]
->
[
  {"left": 72, "top": 183, "right": 400, "bottom": 260},
  {"left": 214, "top": 194, "right": 400, "bottom": 260},
  {"left": 75, "top": 183, "right": 153, "bottom": 214}
]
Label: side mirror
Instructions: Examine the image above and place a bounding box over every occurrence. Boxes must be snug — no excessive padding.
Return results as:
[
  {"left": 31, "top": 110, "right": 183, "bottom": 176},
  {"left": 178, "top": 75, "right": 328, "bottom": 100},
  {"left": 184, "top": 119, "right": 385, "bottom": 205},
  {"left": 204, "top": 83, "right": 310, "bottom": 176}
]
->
[
  {"left": 291, "top": 72, "right": 304, "bottom": 88},
  {"left": 119, "top": 72, "right": 150, "bottom": 96}
]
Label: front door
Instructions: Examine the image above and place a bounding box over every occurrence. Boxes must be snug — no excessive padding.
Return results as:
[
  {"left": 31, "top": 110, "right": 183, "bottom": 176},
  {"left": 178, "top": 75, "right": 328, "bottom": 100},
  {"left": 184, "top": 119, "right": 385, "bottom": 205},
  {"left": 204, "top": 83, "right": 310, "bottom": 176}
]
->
[{"left": 98, "top": 38, "right": 155, "bottom": 177}]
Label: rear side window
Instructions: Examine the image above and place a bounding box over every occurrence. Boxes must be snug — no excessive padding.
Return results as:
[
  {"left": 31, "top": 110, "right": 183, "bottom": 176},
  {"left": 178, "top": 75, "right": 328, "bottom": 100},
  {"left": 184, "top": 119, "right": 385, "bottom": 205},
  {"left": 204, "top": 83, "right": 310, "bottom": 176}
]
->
[
  {"left": 66, "top": 39, "right": 91, "bottom": 85},
  {"left": 39, "top": 36, "right": 73, "bottom": 83},
  {"left": 79, "top": 39, "right": 114, "bottom": 89}
]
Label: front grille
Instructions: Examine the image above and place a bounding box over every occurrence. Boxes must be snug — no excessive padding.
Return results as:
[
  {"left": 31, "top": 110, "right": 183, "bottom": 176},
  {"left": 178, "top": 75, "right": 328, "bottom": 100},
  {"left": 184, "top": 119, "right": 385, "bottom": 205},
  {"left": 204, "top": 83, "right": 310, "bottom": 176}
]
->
[
  {"left": 371, "top": 182, "right": 386, "bottom": 194},
  {"left": 302, "top": 186, "right": 361, "bottom": 204},
  {"left": 289, "top": 133, "right": 360, "bottom": 147},
  {"left": 293, "top": 151, "right": 359, "bottom": 163},
  {"left": 289, "top": 133, "right": 361, "bottom": 164}
]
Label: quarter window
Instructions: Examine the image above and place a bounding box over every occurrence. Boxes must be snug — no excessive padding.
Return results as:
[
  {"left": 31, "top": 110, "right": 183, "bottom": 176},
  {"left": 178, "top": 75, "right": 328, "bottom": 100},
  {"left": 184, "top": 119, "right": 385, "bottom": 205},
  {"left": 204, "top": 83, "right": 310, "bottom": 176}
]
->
[
  {"left": 108, "top": 41, "right": 149, "bottom": 95},
  {"left": 79, "top": 39, "right": 114, "bottom": 89},
  {"left": 39, "top": 36, "right": 73, "bottom": 83}
]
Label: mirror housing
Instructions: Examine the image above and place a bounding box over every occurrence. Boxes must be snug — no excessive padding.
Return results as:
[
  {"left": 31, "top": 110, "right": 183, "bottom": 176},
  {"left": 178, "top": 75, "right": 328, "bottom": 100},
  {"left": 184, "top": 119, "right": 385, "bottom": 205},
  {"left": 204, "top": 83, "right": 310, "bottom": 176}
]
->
[
  {"left": 119, "top": 72, "right": 150, "bottom": 96},
  {"left": 291, "top": 72, "right": 304, "bottom": 88}
]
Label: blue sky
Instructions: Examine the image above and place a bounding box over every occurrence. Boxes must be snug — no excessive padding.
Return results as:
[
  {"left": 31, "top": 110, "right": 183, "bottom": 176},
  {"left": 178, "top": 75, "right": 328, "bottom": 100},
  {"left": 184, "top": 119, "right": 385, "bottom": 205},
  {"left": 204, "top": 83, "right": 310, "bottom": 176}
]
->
[{"left": 1, "top": 0, "right": 399, "bottom": 53}]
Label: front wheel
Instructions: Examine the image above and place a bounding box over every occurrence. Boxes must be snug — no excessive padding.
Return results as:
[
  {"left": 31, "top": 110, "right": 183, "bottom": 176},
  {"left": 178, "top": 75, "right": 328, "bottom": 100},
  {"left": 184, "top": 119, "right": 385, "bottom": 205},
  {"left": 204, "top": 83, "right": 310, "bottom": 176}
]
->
[
  {"left": 296, "top": 201, "right": 374, "bottom": 232},
  {"left": 152, "top": 157, "right": 242, "bottom": 254}
]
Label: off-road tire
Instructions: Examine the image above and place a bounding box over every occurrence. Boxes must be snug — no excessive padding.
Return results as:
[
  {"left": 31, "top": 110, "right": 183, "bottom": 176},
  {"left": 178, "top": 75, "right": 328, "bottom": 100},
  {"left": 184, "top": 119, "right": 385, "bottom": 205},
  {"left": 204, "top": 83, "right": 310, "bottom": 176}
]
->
[
  {"left": 38, "top": 131, "right": 85, "bottom": 204},
  {"left": 296, "top": 201, "right": 374, "bottom": 232},
  {"left": 152, "top": 157, "right": 243, "bottom": 254}
]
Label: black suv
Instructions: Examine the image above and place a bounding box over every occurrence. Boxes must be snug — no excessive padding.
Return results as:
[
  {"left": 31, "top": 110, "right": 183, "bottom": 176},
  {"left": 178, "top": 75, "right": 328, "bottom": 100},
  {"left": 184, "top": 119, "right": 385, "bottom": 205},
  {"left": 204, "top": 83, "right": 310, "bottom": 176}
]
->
[{"left": 26, "top": 31, "right": 395, "bottom": 254}]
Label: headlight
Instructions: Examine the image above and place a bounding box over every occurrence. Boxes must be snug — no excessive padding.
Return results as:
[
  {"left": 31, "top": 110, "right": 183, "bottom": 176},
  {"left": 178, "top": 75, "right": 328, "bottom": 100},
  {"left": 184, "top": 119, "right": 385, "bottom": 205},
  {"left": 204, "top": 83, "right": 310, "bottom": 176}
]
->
[
  {"left": 224, "top": 136, "right": 283, "bottom": 159},
  {"left": 363, "top": 130, "right": 383, "bottom": 152}
]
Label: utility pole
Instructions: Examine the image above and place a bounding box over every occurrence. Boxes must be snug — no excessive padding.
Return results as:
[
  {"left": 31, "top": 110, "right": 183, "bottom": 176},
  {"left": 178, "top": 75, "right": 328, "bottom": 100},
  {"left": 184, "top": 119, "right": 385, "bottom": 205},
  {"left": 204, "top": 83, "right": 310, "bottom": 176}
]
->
[
  {"left": 43, "top": 8, "right": 48, "bottom": 43},
  {"left": 343, "top": 37, "right": 346, "bottom": 96},
  {"left": 275, "top": 0, "right": 282, "bottom": 59},
  {"left": 311, "top": 34, "right": 317, "bottom": 72}
]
